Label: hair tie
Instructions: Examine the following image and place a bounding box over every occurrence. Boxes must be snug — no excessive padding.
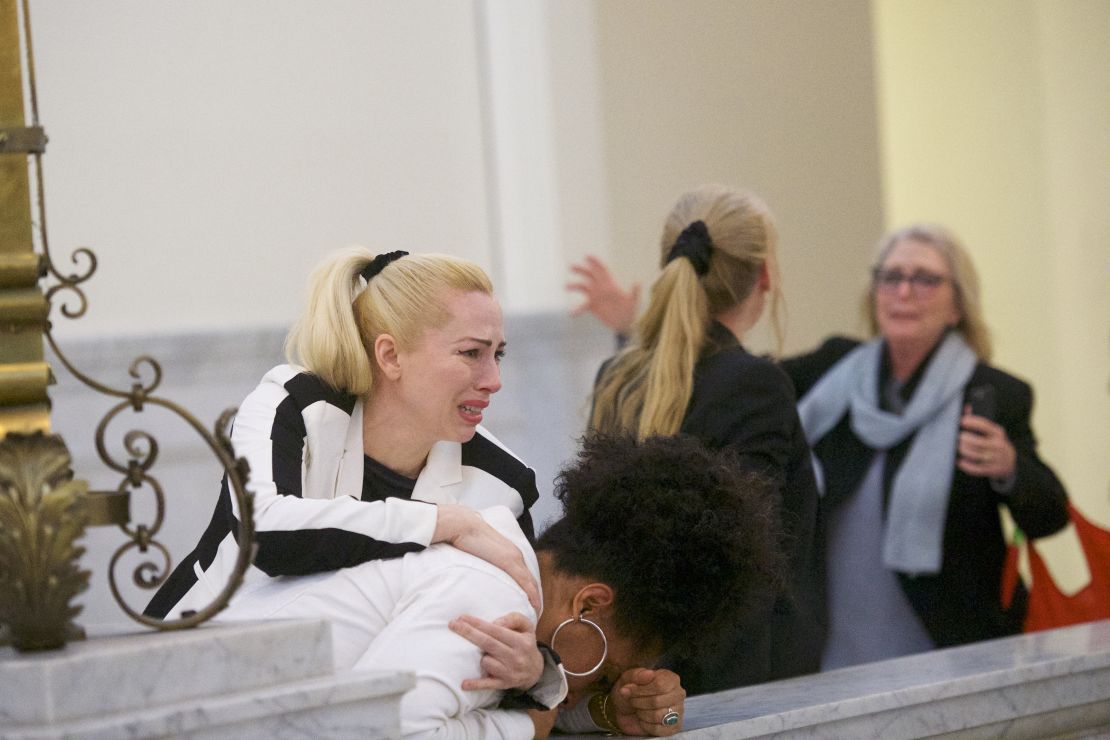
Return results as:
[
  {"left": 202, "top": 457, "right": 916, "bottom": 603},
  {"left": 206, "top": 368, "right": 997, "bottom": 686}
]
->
[
  {"left": 666, "top": 220, "right": 713, "bottom": 277},
  {"left": 360, "top": 250, "right": 409, "bottom": 282}
]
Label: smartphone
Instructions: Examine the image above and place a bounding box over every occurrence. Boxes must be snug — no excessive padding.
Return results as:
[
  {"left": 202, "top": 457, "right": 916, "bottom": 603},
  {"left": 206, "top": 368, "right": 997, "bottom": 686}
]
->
[{"left": 967, "top": 384, "right": 996, "bottom": 420}]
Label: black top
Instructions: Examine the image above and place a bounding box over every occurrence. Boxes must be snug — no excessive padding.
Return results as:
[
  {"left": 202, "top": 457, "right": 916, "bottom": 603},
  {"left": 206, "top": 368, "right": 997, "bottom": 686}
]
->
[
  {"left": 362, "top": 454, "right": 417, "bottom": 502},
  {"left": 780, "top": 336, "right": 1069, "bottom": 646},
  {"left": 600, "top": 322, "right": 825, "bottom": 693}
]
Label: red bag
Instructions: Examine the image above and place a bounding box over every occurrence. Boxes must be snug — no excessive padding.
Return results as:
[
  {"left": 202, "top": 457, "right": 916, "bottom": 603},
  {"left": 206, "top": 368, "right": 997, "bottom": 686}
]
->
[{"left": 1002, "top": 504, "right": 1110, "bottom": 632}]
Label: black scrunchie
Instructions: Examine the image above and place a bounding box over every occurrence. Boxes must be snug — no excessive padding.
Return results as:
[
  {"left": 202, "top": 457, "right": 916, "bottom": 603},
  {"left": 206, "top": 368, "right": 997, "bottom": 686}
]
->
[
  {"left": 360, "top": 250, "right": 409, "bottom": 282},
  {"left": 665, "top": 220, "right": 714, "bottom": 277}
]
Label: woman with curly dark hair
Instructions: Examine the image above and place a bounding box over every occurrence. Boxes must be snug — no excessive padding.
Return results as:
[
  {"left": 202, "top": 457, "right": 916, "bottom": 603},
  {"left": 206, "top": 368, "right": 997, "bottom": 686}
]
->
[{"left": 218, "top": 434, "right": 782, "bottom": 738}]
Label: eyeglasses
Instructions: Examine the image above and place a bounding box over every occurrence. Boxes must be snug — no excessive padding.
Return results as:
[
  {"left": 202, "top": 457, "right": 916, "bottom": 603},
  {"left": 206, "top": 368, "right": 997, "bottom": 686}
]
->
[{"left": 871, "top": 267, "right": 950, "bottom": 294}]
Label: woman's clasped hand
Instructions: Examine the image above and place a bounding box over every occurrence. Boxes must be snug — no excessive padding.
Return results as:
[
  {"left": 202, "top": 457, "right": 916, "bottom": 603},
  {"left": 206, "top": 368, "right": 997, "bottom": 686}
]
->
[
  {"left": 957, "top": 410, "right": 1017, "bottom": 480},
  {"left": 607, "top": 668, "right": 687, "bottom": 735}
]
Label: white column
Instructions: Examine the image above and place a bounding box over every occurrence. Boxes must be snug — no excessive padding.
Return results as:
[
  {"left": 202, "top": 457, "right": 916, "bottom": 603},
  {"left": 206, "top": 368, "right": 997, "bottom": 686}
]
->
[{"left": 474, "top": 0, "right": 611, "bottom": 314}]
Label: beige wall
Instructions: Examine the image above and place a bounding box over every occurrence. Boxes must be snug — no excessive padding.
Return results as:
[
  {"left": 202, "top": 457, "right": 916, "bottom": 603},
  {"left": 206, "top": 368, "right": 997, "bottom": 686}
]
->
[
  {"left": 1036, "top": 1, "right": 1110, "bottom": 525},
  {"left": 32, "top": 0, "right": 885, "bottom": 354},
  {"left": 33, "top": 1, "right": 495, "bottom": 339},
  {"left": 32, "top": 0, "right": 614, "bottom": 332},
  {"left": 874, "top": 0, "right": 1110, "bottom": 528},
  {"left": 592, "top": 0, "right": 885, "bottom": 355}
]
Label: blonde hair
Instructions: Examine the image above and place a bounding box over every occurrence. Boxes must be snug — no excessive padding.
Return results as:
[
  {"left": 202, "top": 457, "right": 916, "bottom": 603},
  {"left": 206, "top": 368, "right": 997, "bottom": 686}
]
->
[
  {"left": 865, "top": 223, "right": 992, "bottom": 361},
  {"left": 285, "top": 247, "right": 494, "bottom": 395},
  {"left": 590, "top": 185, "right": 785, "bottom": 438}
]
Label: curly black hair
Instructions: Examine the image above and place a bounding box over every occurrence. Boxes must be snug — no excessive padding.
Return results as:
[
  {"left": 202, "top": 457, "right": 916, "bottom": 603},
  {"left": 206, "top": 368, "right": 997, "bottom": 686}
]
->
[{"left": 537, "top": 433, "right": 784, "bottom": 656}]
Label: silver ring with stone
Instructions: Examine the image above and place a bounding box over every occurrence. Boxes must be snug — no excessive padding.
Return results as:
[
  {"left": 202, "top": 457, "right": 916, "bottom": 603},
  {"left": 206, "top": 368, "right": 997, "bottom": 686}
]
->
[{"left": 663, "top": 708, "right": 680, "bottom": 726}]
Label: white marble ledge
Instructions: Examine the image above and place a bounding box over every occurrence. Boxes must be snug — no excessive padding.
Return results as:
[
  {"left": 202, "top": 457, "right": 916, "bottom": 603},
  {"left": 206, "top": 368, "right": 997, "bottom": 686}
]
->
[
  {"left": 2, "top": 668, "right": 415, "bottom": 740},
  {"left": 670, "top": 619, "right": 1110, "bottom": 739},
  {"left": 0, "top": 619, "right": 333, "bottom": 726}
]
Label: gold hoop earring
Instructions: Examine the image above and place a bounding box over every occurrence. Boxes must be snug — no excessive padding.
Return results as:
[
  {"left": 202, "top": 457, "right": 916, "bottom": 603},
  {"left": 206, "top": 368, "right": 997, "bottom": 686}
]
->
[{"left": 550, "top": 614, "right": 608, "bottom": 677}]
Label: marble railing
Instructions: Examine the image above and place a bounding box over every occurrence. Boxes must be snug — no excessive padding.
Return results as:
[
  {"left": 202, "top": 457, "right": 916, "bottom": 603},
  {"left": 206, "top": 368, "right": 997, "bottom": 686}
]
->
[
  {"left": 0, "top": 620, "right": 412, "bottom": 739},
  {"left": 7, "top": 619, "right": 1109, "bottom": 739},
  {"left": 668, "top": 619, "right": 1110, "bottom": 739}
]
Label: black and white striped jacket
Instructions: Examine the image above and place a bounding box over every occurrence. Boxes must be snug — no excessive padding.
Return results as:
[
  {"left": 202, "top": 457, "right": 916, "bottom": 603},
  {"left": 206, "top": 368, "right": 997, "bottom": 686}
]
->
[{"left": 145, "top": 364, "right": 539, "bottom": 620}]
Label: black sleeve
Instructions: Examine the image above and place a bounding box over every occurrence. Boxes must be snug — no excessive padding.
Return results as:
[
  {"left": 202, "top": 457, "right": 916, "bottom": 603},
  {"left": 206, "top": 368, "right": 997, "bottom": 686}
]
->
[
  {"left": 779, "top": 336, "right": 861, "bottom": 399},
  {"left": 992, "top": 377, "right": 1069, "bottom": 539}
]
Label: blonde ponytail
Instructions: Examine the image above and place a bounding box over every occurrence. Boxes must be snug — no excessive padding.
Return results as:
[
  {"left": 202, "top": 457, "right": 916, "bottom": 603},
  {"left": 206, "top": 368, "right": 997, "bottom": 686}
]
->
[
  {"left": 285, "top": 246, "right": 376, "bottom": 394},
  {"left": 589, "top": 185, "right": 782, "bottom": 439},
  {"left": 285, "top": 247, "right": 494, "bottom": 396}
]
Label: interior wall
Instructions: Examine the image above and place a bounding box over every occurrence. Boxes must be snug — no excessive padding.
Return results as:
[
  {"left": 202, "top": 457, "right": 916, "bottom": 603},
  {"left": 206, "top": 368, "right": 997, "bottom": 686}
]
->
[
  {"left": 591, "top": 0, "right": 885, "bottom": 356},
  {"left": 32, "top": 0, "right": 495, "bottom": 339},
  {"left": 31, "top": 0, "right": 885, "bottom": 352},
  {"left": 873, "top": 0, "right": 1110, "bottom": 527},
  {"left": 478, "top": 0, "right": 613, "bottom": 313},
  {"left": 1035, "top": 0, "right": 1110, "bottom": 522},
  {"left": 30, "top": 0, "right": 613, "bottom": 335}
]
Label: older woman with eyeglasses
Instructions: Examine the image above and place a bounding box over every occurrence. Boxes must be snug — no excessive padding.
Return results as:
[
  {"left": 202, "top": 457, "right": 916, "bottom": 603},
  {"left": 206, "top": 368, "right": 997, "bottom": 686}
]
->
[{"left": 780, "top": 223, "right": 1070, "bottom": 668}]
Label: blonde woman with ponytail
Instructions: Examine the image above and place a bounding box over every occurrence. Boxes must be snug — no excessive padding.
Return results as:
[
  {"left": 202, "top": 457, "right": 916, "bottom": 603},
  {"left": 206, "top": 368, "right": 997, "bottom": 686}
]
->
[
  {"left": 146, "top": 247, "right": 568, "bottom": 716},
  {"left": 578, "top": 185, "right": 823, "bottom": 695}
]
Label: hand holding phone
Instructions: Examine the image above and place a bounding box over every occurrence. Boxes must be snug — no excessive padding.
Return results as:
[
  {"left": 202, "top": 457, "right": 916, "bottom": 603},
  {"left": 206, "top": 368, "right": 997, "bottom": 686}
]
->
[
  {"left": 959, "top": 383, "right": 1015, "bottom": 479},
  {"left": 966, "top": 384, "right": 996, "bottom": 421}
]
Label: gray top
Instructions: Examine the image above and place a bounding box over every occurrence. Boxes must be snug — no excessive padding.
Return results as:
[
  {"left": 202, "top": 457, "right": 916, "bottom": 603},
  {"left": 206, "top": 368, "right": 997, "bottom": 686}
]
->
[{"left": 821, "top": 452, "right": 934, "bottom": 670}]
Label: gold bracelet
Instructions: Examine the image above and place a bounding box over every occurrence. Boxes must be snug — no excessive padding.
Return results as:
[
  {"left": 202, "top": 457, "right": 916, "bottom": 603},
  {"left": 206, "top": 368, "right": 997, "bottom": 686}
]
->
[{"left": 589, "top": 691, "right": 622, "bottom": 735}]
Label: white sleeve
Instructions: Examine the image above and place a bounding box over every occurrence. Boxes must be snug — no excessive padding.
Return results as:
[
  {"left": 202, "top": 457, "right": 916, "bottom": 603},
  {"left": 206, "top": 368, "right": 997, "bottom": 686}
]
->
[{"left": 353, "top": 562, "right": 560, "bottom": 740}]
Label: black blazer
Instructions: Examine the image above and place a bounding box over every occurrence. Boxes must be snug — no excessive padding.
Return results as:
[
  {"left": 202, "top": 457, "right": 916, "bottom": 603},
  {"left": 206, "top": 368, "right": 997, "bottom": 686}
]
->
[
  {"left": 781, "top": 336, "right": 1069, "bottom": 647},
  {"left": 604, "top": 322, "right": 825, "bottom": 694}
]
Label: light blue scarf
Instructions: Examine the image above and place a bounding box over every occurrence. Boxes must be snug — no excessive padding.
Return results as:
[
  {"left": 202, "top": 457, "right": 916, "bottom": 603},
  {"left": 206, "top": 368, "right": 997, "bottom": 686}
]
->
[{"left": 797, "top": 333, "right": 977, "bottom": 575}]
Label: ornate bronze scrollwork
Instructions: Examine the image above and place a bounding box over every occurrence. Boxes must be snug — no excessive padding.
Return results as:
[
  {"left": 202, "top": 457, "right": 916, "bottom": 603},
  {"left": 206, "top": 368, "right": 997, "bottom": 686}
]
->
[
  {"left": 33, "top": 194, "right": 259, "bottom": 633},
  {"left": 0, "top": 0, "right": 257, "bottom": 647}
]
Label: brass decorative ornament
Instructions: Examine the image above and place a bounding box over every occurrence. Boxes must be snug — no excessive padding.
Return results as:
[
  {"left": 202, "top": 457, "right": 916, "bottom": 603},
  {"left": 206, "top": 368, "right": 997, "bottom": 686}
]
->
[
  {"left": 0, "top": 0, "right": 257, "bottom": 649},
  {"left": 0, "top": 432, "right": 90, "bottom": 650}
]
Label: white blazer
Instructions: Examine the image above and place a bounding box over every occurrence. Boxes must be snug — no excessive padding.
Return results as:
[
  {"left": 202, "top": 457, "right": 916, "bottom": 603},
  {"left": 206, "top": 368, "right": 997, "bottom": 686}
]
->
[
  {"left": 220, "top": 505, "right": 567, "bottom": 739},
  {"left": 145, "top": 364, "right": 540, "bottom": 620}
]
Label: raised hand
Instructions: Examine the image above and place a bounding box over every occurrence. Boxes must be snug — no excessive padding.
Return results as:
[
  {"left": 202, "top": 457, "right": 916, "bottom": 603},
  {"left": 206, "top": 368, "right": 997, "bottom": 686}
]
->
[{"left": 567, "top": 255, "right": 639, "bottom": 335}]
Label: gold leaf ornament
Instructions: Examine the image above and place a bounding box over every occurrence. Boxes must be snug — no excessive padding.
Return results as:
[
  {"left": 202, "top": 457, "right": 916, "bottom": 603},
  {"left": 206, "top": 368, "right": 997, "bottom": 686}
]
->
[{"left": 0, "top": 432, "right": 91, "bottom": 651}]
